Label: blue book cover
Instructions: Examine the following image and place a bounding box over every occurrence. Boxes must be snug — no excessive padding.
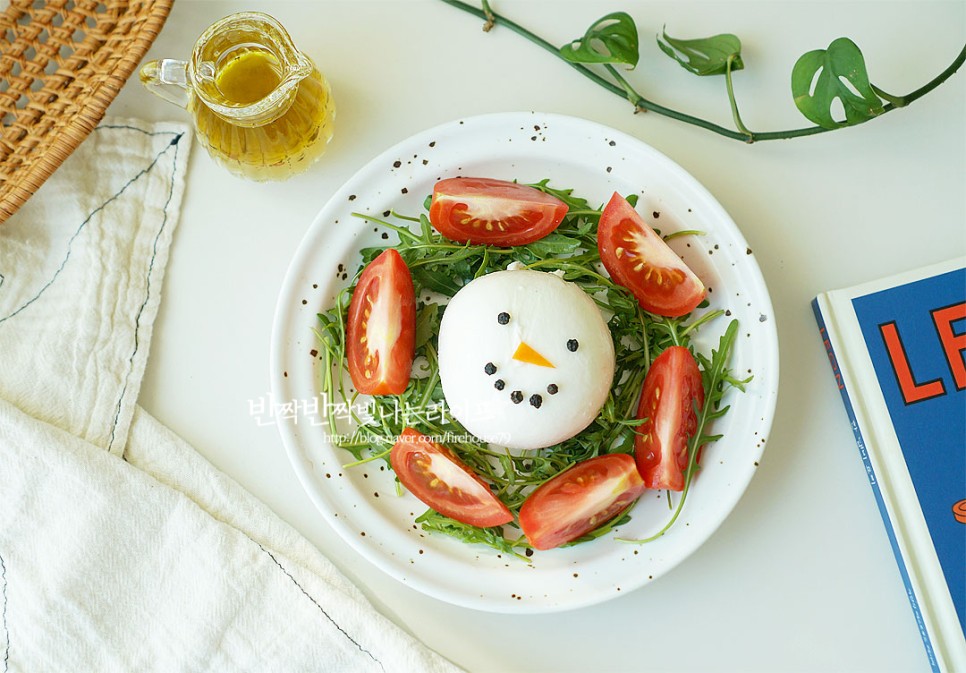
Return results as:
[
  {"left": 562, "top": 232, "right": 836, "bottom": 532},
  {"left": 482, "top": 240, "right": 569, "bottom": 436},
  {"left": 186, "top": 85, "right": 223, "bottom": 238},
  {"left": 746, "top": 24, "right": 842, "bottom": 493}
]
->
[{"left": 813, "top": 259, "right": 966, "bottom": 673}]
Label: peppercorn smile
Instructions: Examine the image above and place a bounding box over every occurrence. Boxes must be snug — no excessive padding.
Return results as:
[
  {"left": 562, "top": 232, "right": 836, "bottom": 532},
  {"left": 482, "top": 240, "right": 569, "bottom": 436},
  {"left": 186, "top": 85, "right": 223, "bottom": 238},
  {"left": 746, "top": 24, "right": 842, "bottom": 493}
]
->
[{"left": 437, "top": 266, "right": 616, "bottom": 450}]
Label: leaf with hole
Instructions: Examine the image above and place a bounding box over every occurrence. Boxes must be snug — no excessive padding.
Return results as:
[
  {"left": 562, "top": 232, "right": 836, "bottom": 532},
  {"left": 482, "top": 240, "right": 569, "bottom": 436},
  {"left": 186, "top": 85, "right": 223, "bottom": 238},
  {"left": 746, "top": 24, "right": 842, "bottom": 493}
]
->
[
  {"left": 559, "top": 12, "right": 639, "bottom": 68},
  {"left": 657, "top": 29, "right": 744, "bottom": 76},
  {"left": 791, "top": 37, "right": 884, "bottom": 129}
]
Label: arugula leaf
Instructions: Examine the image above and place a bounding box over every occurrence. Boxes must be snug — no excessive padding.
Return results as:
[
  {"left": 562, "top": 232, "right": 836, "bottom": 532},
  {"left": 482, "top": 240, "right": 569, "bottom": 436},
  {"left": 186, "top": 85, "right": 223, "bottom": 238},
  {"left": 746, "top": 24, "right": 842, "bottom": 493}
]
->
[
  {"left": 791, "top": 37, "right": 884, "bottom": 129},
  {"left": 658, "top": 29, "right": 744, "bottom": 76},
  {"left": 526, "top": 179, "right": 595, "bottom": 213},
  {"left": 620, "top": 318, "right": 747, "bottom": 544},
  {"left": 411, "top": 267, "right": 463, "bottom": 295},
  {"left": 559, "top": 11, "right": 639, "bottom": 68},
  {"left": 317, "top": 182, "right": 745, "bottom": 555},
  {"left": 414, "top": 303, "right": 441, "bottom": 350},
  {"left": 416, "top": 510, "right": 530, "bottom": 560},
  {"left": 522, "top": 232, "right": 583, "bottom": 258}
]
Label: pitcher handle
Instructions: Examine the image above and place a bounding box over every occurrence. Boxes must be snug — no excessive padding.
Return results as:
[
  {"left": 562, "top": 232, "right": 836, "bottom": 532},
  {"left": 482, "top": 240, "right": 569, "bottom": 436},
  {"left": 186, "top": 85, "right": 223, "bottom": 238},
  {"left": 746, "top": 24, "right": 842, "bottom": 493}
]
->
[{"left": 139, "top": 59, "right": 191, "bottom": 109}]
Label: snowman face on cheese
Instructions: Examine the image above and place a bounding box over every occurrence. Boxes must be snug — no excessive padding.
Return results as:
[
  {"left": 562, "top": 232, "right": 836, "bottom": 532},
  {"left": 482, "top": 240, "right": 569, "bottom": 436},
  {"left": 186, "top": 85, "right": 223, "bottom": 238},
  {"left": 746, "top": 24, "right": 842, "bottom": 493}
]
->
[{"left": 437, "top": 267, "right": 616, "bottom": 450}]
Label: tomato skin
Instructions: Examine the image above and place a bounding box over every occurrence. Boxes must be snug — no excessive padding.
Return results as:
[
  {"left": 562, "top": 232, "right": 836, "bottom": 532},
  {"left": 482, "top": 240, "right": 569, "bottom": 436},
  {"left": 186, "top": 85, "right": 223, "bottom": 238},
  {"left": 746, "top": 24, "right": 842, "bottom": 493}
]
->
[
  {"left": 429, "top": 177, "right": 569, "bottom": 246},
  {"left": 597, "top": 192, "right": 706, "bottom": 317},
  {"left": 390, "top": 428, "right": 513, "bottom": 528},
  {"left": 346, "top": 249, "right": 416, "bottom": 395},
  {"left": 519, "top": 454, "right": 645, "bottom": 550},
  {"left": 634, "top": 346, "right": 705, "bottom": 491}
]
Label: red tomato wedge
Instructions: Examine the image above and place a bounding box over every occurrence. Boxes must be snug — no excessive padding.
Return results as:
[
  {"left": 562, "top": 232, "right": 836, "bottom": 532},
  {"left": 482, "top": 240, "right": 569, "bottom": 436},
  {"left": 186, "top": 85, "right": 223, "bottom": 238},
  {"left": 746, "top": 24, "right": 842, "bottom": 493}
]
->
[
  {"left": 390, "top": 428, "right": 513, "bottom": 528},
  {"left": 597, "top": 192, "right": 706, "bottom": 317},
  {"left": 429, "top": 177, "right": 569, "bottom": 246},
  {"left": 346, "top": 249, "right": 416, "bottom": 395},
  {"left": 519, "top": 454, "right": 645, "bottom": 550},
  {"left": 634, "top": 346, "right": 705, "bottom": 491}
]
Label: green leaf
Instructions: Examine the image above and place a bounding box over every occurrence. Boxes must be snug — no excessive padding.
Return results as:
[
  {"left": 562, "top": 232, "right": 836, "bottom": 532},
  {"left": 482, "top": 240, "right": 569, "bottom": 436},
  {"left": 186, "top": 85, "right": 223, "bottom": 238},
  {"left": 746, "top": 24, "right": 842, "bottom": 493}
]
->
[
  {"left": 411, "top": 267, "right": 462, "bottom": 295},
  {"left": 320, "top": 179, "right": 744, "bottom": 554},
  {"left": 527, "top": 180, "right": 594, "bottom": 213},
  {"left": 414, "top": 303, "right": 440, "bottom": 350},
  {"left": 657, "top": 29, "right": 744, "bottom": 76},
  {"left": 791, "top": 37, "right": 884, "bottom": 129},
  {"left": 559, "top": 12, "right": 639, "bottom": 68},
  {"left": 416, "top": 509, "right": 530, "bottom": 560},
  {"left": 522, "top": 233, "right": 583, "bottom": 258},
  {"left": 619, "top": 319, "right": 742, "bottom": 544}
]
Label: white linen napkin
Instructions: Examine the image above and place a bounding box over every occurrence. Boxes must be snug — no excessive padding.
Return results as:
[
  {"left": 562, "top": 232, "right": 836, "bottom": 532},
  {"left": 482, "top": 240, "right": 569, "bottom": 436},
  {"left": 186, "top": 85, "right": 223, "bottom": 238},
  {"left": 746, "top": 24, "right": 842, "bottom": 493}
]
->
[
  {"left": 0, "top": 118, "right": 462, "bottom": 673},
  {"left": 0, "top": 119, "right": 186, "bottom": 455}
]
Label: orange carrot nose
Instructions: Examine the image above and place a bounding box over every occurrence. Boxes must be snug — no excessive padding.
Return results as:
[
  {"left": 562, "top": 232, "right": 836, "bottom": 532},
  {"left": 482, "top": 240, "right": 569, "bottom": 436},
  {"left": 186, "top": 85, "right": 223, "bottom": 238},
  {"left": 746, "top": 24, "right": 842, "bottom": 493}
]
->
[{"left": 512, "top": 341, "right": 555, "bottom": 368}]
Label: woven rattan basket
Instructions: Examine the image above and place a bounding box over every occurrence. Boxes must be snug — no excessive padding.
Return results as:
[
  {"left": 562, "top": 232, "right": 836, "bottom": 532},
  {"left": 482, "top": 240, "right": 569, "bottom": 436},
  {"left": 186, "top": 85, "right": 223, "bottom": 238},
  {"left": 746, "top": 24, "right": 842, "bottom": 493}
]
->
[{"left": 0, "top": 0, "right": 172, "bottom": 224}]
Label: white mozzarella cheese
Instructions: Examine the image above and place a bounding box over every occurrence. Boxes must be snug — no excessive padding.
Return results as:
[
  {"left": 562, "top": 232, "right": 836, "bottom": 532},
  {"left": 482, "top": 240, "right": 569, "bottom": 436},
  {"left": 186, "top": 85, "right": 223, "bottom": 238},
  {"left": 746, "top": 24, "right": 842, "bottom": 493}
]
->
[{"left": 438, "top": 267, "right": 616, "bottom": 450}]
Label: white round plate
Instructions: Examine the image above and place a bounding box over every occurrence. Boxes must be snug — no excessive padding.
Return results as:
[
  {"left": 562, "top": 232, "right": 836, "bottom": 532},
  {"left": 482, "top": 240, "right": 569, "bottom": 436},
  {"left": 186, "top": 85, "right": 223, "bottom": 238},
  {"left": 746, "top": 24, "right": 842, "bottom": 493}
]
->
[{"left": 271, "top": 111, "right": 779, "bottom": 613}]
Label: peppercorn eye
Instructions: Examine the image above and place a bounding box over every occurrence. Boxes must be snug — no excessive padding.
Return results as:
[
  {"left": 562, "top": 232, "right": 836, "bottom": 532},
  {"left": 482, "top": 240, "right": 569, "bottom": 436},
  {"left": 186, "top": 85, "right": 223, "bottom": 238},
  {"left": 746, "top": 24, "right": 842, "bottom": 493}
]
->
[
  {"left": 566, "top": 338, "right": 579, "bottom": 352},
  {"left": 497, "top": 312, "right": 511, "bottom": 325}
]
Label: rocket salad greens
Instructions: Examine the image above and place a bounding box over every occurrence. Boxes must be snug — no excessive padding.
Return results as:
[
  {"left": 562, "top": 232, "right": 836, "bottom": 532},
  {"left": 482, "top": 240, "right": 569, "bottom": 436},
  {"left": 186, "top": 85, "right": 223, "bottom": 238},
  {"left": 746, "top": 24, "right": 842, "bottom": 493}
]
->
[{"left": 314, "top": 179, "right": 748, "bottom": 557}]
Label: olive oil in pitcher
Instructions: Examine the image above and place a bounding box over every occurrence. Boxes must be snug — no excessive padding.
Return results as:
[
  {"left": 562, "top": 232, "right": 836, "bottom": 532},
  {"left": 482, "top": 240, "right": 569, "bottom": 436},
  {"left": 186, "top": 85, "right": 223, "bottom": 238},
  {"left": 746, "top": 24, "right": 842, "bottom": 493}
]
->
[{"left": 140, "top": 12, "right": 335, "bottom": 181}]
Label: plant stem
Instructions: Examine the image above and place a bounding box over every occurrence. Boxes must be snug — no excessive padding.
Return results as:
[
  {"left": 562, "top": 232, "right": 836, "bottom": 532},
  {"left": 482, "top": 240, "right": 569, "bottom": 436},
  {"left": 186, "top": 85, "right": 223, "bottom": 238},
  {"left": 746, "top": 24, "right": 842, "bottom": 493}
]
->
[
  {"left": 901, "top": 43, "right": 966, "bottom": 105},
  {"left": 725, "top": 54, "right": 754, "bottom": 140},
  {"left": 480, "top": 0, "right": 495, "bottom": 31},
  {"left": 871, "top": 84, "right": 906, "bottom": 108},
  {"left": 437, "top": 0, "right": 966, "bottom": 143},
  {"left": 604, "top": 63, "right": 643, "bottom": 106}
]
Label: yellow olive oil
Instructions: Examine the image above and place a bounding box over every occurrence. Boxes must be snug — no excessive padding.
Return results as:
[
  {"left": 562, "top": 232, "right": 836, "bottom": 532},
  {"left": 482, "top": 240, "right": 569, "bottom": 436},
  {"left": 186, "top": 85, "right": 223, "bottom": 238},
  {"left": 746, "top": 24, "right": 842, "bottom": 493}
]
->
[{"left": 192, "top": 47, "right": 334, "bottom": 180}]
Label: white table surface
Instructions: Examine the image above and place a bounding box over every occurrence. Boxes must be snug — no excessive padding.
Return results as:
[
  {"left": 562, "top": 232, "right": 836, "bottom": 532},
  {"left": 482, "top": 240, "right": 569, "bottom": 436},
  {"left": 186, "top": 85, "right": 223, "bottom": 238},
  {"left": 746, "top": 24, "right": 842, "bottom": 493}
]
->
[{"left": 109, "top": 1, "right": 966, "bottom": 671}]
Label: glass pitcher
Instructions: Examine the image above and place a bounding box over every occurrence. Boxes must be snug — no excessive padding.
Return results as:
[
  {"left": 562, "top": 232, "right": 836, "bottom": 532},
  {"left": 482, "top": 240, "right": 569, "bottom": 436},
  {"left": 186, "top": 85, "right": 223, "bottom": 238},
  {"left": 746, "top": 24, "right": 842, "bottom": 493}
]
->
[{"left": 140, "top": 12, "right": 335, "bottom": 181}]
